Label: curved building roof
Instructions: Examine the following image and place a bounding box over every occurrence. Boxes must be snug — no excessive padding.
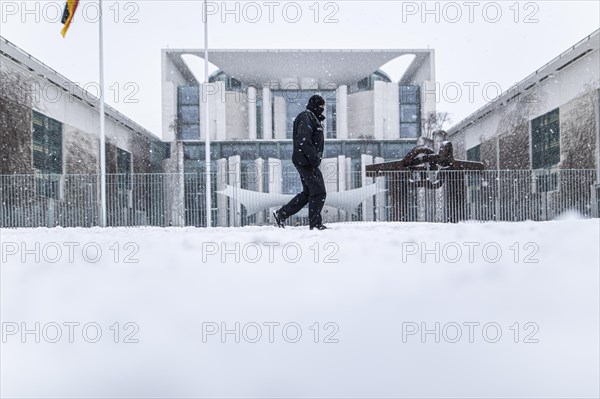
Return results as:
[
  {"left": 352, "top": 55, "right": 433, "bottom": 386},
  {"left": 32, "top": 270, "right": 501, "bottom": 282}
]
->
[{"left": 165, "top": 49, "right": 434, "bottom": 86}]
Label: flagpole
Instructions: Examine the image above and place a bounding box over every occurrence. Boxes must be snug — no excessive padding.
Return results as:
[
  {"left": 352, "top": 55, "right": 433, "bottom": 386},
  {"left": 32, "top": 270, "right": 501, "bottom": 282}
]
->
[
  {"left": 98, "top": 0, "right": 107, "bottom": 227},
  {"left": 204, "top": 0, "right": 212, "bottom": 228}
]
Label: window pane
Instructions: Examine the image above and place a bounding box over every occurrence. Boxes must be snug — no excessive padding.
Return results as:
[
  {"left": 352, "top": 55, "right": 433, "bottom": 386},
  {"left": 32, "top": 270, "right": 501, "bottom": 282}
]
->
[
  {"left": 382, "top": 143, "right": 408, "bottom": 159},
  {"left": 180, "top": 124, "right": 200, "bottom": 140},
  {"left": 325, "top": 143, "right": 342, "bottom": 158},
  {"left": 358, "top": 77, "right": 369, "bottom": 90},
  {"left": 531, "top": 108, "right": 560, "bottom": 169},
  {"left": 178, "top": 86, "right": 199, "bottom": 105},
  {"left": 400, "top": 123, "right": 418, "bottom": 138},
  {"left": 401, "top": 104, "right": 419, "bottom": 123},
  {"left": 32, "top": 110, "right": 62, "bottom": 175},
  {"left": 467, "top": 145, "right": 481, "bottom": 162},
  {"left": 184, "top": 144, "right": 199, "bottom": 160},
  {"left": 116, "top": 148, "right": 131, "bottom": 189},
  {"left": 179, "top": 105, "right": 199, "bottom": 124},
  {"left": 400, "top": 85, "right": 419, "bottom": 103},
  {"left": 258, "top": 143, "right": 278, "bottom": 159}
]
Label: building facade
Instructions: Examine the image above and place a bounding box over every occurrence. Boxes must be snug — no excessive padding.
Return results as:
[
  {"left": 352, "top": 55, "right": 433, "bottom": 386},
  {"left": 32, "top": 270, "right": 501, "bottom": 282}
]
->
[
  {"left": 448, "top": 30, "right": 600, "bottom": 175},
  {"left": 161, "top": 49, "right": 437, "bottom": 226},
  {"left": 0, "top": 36, "right": 169, "bottom": 226}
]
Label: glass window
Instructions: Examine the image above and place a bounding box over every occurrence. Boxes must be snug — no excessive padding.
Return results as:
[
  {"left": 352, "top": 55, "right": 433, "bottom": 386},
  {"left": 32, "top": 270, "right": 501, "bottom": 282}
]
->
[
  {"left": 179, "top": 105, "right": 199, "bottom": 124},
  {"left": 399, "top": 85, "right": 421, "bottom": 138},
  {"left": 259, "top": 143, "right": 278, "bottom": 159},
  {"left": 382, "top": 142, "right": 408, "bottom": 160},
  {"left": 179, "top": 124, "right": 200, "bottom": 141},
  {"left": 178, "top": 86, "right": 200, "bottom": 105},
  {"left": 400, "top": 123, "right": 418, "bottom": 138},
  {"left": 235, "top": 144, "right": 261, "bottom": 159},
  {"left": 326, "top": 100, "right": 337, "bottom": 139},
  {"left": 183, "top": 144, "right": 202, "bottom": 160},
  {"left": 531, "top": 109, "right": 560, "bottom": 169},
  {"left": 357, "top": 77, "right": 369, "bottom": 91},
  {"left": 209, "top": 71, "right": 242, "bottom": 91},
  {"left": 345, "top": 142, "right": 364, "bottom": 159},
  {"left": 220, "top": 144, "right": 239, "bottom": 159},
  {"left": 279, "top": 143, "right": 293, "bottom": 159},
  {"left": 355, "top": 71, "right": 392, "bottom": 92},
  {"left": 177, "top": 86, "right": 200, "bottom": 140},
  {"left": 32, "top": 111, "right": 62, "bottom": 175},
  {"left": 116, "top": 148, "right": 131, "bottom": 190},
  {"left": 400, "top": 85, "right": 420, "bottom": 103},
  {"left": 325, "top": 143, "right": 342, "bottom": 158},
  {"left": 400, "top": 104, "right": 419, "bottom": 123},
  {"left": 467, "top": 145, "right": 481, "bottom": 162}
]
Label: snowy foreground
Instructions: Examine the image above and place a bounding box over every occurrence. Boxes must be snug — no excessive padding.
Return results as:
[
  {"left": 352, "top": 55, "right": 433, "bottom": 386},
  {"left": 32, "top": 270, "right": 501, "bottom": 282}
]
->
[{"left": 1, "top": 219, "right": 599, "bottom": 398}]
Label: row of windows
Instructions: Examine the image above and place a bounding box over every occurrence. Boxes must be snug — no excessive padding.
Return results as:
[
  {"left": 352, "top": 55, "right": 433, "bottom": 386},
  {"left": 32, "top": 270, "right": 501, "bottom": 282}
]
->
[
  {"left": 178, "top": 84, "right": 421, "bottom": 140},
  {"left": 465, "top": 108, "right": 561, "bottom": 169},
  {"left": 182, "top": 141, "right": 414, "bottom": 173},
  {"left": 31, "top": 111, "right": 139, "bottom": 199}
]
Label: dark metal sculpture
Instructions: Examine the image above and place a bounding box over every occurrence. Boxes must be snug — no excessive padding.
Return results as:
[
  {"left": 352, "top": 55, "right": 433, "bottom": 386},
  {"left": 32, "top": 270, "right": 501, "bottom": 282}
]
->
[{"left": 366, "top": 132, "right": 485, "bottom": 222}]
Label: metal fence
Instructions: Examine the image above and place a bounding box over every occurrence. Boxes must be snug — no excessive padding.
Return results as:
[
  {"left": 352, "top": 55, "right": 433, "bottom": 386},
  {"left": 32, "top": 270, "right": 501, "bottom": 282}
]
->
[{"left": 1, "top": 169, "right": 598, "bottom": 228}]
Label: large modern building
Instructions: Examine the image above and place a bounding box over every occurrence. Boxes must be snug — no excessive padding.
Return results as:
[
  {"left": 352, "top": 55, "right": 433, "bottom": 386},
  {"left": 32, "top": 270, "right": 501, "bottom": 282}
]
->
[{"left": 161, "top": 48, "right": 437, "bottom": 226}]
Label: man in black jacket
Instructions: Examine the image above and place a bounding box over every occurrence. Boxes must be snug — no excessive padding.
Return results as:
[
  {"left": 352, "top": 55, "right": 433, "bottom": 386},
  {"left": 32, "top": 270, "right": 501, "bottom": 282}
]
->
[{"left": 273, "top": 95, "right": 328, "bottom": 230}]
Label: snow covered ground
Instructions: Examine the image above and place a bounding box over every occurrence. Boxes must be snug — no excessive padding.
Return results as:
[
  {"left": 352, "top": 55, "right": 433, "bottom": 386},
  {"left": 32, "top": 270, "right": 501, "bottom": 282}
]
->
[{"left": 1, "top": 218, "right": 599, "bottom": 398}]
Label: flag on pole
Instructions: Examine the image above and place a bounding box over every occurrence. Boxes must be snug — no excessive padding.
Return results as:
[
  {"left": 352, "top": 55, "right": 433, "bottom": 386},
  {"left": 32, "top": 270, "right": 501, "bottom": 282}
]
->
[{"left": 60, "top": 0, "right": 80, "bottom": 37}]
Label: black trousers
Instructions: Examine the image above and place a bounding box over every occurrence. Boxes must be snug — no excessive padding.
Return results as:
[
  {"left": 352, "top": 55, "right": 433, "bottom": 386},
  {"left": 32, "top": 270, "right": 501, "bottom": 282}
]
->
[{"left": 279, "top": 163, "right": 327, "bottom": 227}]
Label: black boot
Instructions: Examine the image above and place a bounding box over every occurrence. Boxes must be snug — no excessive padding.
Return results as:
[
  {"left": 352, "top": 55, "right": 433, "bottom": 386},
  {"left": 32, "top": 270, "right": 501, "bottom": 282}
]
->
[
  {"left": 310, "top": 224, "right": 328, "bottom": 230},
  {"left": 273, "top": 210, "right": 286, "bottom": 228}
]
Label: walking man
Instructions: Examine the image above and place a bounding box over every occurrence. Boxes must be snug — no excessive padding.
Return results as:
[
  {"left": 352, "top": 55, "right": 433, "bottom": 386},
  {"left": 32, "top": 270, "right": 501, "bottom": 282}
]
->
[{"left": 273, "top": 94, "right": 328, "bottom": 230}]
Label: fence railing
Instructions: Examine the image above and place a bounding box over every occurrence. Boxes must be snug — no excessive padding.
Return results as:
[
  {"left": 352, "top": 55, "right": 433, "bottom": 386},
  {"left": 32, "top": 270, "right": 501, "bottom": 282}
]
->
[{"left": 1, "top": 170, "right": 598, "bottom": 228}]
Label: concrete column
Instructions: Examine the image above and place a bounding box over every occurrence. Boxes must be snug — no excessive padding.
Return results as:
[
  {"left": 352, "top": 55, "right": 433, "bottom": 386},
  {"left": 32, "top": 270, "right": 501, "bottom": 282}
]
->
[
  {"left": 374, "top": 156, "right": 385, "bottom": 221},
  {"left": 200, "top": 81, "right": 225, "bottom": 141},
  {"left": 215, "top": 81, "right": 227, "bottom": 141},
  {"left": 255, "top": 157, "right": 265, "bottom": 224},
  {"left": 384, "top": 82, "right": 400, "bottom": 139},
  {"left": 268, "top": 158, "right": 282, "bottom": 224},
  {"left": 248, "top": 86, "right": 257, "bottom": 140},
  {"left": 273, "top": 95, "right": 287, "bottom": 139},
  {"left": 373, "top": 81, "right": 385, "bottom": 140},
  {"left": 336, "top": 85, "right": 348, "bottom": 139},
  {"left": 228, "top": 155, "right": 241, "bottom": 227},
  {"left": 361, "top": 154, "right": 374, "bottom": 221},
  {"left": 262, "top": 87, "right": 273, "bottom": 139},
  {"left": 216, "top": 158, "right": 228, "bottom": 227}
]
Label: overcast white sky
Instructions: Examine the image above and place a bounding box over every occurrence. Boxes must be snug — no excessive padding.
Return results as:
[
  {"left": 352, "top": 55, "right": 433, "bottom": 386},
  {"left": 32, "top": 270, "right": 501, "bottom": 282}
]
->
[{"left": 1, "top": 0, "right": 599, "bottom": 138}]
